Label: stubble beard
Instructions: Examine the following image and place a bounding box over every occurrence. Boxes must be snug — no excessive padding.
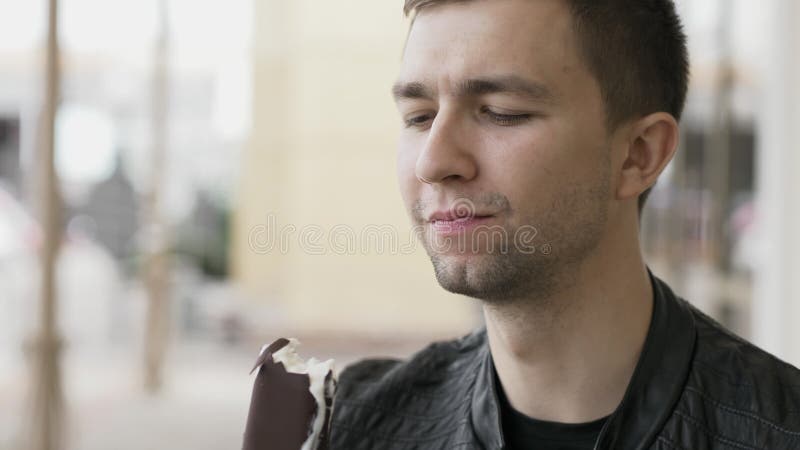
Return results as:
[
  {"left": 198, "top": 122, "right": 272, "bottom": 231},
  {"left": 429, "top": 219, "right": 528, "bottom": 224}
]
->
[{"left": 422, "top": 166, "right": 611, "bottom": 308}]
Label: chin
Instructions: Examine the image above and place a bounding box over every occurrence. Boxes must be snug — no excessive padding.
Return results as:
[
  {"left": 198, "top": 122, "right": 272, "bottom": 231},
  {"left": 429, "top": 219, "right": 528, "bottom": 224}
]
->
[
  {"left": 431, "top": 253, "right": 505, "bottom": 298},
  {"left": 430, "top": 249, "right": 561, "bottom": 303}
]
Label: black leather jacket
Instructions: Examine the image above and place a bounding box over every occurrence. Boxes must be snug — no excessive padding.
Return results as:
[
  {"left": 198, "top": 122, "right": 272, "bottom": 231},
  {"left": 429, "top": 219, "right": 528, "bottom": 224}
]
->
[{"left": 330, "top": 273, "right": 800, "bottom": 449}]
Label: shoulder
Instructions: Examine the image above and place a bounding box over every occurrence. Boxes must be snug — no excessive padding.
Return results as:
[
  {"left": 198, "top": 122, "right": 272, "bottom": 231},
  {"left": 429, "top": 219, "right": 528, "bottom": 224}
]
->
[
  {"left": 335, "top": 327, "right": 486, "bottom": 402},
  {"left": 672, "top": 305, "right": 800, "bottom": 448},
  {"left": 689, "top": 306, "right": 800, "bottom": 408},
  {"left": 329, "top": 328, "right": 487, "bottom": 449}
]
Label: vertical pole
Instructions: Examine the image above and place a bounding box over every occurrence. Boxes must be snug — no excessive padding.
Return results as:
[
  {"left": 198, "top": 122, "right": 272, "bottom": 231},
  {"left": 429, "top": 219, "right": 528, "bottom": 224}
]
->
[
  {"left": 29, "top": 0, "right": 64, "bottom": 448},
  {"left": 143, "top": 0, "right": 171, "bottom": 394},
  {"left": 707, "top": 2, "right": 734, "bottom": 273}
]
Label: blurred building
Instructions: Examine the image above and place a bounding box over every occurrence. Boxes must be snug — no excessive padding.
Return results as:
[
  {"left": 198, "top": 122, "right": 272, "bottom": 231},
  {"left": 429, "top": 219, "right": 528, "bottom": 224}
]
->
[{"left": 0, "top": 0, "right": 254, "bottom": 363}]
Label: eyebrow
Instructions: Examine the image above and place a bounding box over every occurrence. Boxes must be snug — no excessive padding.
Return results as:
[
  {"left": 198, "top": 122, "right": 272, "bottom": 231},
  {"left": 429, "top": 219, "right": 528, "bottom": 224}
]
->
[
  {"left": 392, "top": 81, "right": 433, "bottom": 101},
  {"left": 391, "top": 75, "right": 557, "bottom": 104}
]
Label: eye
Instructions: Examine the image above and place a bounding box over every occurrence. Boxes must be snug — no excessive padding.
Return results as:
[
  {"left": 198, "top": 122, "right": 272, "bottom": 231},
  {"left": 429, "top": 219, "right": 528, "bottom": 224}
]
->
[
  {"left": 403, "top": 112, "right": 435, "bottom": 129},
  {"left": 481, "top": 107, "right": 533, "bottom": 126}
]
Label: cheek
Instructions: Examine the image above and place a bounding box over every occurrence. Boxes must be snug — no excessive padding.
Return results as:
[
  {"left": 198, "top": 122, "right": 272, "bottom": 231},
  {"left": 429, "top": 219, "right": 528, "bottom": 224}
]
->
[
  {"left": 486, "top": 126, "right": 576, "bottom": 211},
  {"left": 489, "top": 127, "right": 563, "bottom": 183},
  {"left": 396, "top": 140, "right": 420, "bottom": 207}
]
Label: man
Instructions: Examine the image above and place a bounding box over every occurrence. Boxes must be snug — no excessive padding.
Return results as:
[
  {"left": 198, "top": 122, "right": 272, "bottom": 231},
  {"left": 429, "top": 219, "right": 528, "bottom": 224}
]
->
[{"left": 330, "top": 1, "right": 800, "bottom": 449}]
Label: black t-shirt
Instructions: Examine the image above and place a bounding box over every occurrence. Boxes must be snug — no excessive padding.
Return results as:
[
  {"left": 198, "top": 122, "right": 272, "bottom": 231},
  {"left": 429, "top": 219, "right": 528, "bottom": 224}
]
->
[{"left": 496, "top": 372, "right": 609, "bottom": 450}]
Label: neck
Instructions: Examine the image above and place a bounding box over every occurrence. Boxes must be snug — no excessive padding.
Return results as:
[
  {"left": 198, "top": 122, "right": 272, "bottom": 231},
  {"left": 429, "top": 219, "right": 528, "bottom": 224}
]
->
[{"left": 483, "top": 228, "right": 653, "bottom": 424}]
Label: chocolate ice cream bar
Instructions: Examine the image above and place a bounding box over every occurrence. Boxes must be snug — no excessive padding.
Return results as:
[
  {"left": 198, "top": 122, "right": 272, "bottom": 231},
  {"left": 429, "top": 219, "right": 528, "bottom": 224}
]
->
[{"left": 243, "top": 338, "right": 336, "bottom": 450}]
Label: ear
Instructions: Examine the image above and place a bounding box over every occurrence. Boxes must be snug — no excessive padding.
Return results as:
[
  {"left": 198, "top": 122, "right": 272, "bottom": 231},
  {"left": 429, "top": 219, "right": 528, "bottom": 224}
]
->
[{"left": 616, "top": 112, "right": 679, "bottom": 202}]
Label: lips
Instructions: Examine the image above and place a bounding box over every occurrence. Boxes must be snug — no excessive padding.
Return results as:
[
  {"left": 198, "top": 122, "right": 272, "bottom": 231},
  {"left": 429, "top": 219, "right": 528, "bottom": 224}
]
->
[
  {"left": 427, "top": 210, "right": 494, "bottom": 223},
  {"left": 429, "top": 215, "right": 496, "bottom": 236}
]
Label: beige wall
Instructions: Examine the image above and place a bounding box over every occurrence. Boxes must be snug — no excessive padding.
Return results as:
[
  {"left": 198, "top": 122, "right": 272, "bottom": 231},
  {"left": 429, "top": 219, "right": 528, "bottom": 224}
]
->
[{"left": 231, "top": 1, "right": 480, "bottom": 338}]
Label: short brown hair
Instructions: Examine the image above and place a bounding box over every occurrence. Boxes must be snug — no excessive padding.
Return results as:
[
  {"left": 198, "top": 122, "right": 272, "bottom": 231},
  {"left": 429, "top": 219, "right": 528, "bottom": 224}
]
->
[{"left": 402, "top": 0, "right": 689, "bottom": 214}]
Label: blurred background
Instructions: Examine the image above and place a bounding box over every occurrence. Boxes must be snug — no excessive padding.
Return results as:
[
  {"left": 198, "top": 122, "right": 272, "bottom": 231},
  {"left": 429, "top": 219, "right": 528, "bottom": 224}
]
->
[{"left": 0, "top": 0, "right": 798, "bottom": 449}]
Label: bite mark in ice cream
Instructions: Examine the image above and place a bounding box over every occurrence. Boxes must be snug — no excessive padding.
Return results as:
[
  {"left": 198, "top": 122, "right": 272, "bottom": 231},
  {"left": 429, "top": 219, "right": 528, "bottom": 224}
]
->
[{"left": 243, "top": 338, "right": 336, "bottom": 450}]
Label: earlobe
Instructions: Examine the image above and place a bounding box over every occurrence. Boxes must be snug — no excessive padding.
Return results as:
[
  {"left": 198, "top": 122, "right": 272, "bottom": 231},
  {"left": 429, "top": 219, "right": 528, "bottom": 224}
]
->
[{"left": 616, "top": 113, "right": 679, "bottom": 202}]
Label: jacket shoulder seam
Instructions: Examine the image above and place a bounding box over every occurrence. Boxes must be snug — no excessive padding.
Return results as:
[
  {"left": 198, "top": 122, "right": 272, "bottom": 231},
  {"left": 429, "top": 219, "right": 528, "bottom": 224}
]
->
[
  {"left": 673, "top": 410, "right": 763, "bottom": 450},
  {"left": 685, "top": 385, "right": 800, "bottom": 437},
  {"left": 693, "top": 311, "right": 800, "bottom": 390}
]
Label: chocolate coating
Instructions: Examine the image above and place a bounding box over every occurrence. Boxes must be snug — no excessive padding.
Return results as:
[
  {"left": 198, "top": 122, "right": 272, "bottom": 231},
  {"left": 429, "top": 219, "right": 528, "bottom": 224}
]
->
[{"left": 243, "top": 338, "right": 323, "bottom": 450}]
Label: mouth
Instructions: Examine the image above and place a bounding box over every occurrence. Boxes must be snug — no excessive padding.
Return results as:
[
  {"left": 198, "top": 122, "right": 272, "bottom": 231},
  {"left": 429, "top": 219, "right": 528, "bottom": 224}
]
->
[
  {"left": 429, "top": 215, "right": 496, "bottom": 236},
  {"left": 427, "top": 207, "right": 496, "bottom": 222}
]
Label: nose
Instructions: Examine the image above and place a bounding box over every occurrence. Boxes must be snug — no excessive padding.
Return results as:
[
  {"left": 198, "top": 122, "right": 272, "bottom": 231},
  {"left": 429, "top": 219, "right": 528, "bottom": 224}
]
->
[{"left": 415, "top": 111, "right": 478, "bottom": 185}]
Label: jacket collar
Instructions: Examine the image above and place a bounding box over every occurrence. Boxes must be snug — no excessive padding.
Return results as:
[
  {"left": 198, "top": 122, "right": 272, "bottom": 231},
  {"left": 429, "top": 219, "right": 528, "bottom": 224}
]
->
[
  {"left": 469, "top": 270, "right": 697, "bottom": 450},
  {"left": 471, "top": 341, "right": 505, "bottom": 449}
]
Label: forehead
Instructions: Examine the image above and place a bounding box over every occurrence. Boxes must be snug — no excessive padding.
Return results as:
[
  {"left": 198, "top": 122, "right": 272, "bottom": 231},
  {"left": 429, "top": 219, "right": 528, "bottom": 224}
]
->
[{"left": 400, "top": 0, "right": 584, "bottom": 95}]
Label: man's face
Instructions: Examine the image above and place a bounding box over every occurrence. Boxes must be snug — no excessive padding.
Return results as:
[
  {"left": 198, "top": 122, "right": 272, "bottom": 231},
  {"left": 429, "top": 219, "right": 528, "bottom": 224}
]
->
[{"left": 394, "top": 0, "right": 614, "bottom": 302}]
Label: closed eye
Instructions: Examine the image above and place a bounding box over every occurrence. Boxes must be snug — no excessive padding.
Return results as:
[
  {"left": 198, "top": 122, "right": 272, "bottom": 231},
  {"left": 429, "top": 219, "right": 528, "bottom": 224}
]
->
[
  {"left": 481, "top": 107, "right": 533, "bottom": 126},
  {"left": 404, "top": 113, "right": 435, "bottom": 129}
]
